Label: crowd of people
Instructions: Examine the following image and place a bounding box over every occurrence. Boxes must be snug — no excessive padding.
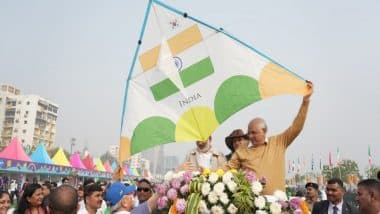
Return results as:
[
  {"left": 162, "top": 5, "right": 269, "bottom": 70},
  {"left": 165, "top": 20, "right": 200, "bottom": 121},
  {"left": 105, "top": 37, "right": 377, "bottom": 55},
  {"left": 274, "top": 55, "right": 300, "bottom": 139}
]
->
[
  {"left": 0, "top": 81, "right": 379, "bottom": 213},
  {"left": 0, "top": 173, "right": 379, "bottom": 213}
]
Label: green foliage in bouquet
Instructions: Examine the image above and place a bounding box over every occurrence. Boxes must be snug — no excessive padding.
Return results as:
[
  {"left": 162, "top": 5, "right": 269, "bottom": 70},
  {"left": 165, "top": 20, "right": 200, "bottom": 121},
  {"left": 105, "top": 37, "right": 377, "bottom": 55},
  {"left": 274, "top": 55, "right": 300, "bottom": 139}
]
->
[{"left": 232, "top": 171, "right": 255, "bottom": 213}]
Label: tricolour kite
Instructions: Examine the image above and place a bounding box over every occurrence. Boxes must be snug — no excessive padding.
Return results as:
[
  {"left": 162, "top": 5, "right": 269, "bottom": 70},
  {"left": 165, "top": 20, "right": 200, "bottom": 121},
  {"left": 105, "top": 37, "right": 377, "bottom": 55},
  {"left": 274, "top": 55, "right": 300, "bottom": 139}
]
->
[{"left": 119, "top": 0, "right": 309, "bottom": 162}]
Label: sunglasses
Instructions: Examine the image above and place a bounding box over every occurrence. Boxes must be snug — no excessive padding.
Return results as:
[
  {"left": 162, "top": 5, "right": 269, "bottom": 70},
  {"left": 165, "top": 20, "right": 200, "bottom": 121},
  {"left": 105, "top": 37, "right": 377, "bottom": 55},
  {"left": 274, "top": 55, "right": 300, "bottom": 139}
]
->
[{"left": 137, "top": 187, "right": 151, "bottom": 192}]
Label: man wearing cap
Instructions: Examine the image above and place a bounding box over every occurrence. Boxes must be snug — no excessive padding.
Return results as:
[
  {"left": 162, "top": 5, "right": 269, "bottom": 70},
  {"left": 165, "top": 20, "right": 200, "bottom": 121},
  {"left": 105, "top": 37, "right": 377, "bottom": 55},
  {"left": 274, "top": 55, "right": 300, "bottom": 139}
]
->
[
  {"left": 224, "top": 81, "right": 314, "bottom": 195},
  {"left": 180, "top": 136, "right": 226, "bottom": 171},
  {"left": 106, "top": 182, "right": 158, "bottom": 214},
  {"left": 224, "top": 129, "right": 249, "bottom": 161},
  {"left": 305, "top": 182, "right": 320, "bottom": 212}
]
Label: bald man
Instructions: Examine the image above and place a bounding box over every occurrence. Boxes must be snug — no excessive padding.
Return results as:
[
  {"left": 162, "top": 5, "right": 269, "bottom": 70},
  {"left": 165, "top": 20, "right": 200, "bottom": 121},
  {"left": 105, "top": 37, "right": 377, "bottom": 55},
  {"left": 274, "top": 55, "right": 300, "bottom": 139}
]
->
[
  {"left": 225, "top": 81, "right": 313, "bottom": 195},
  {"left": 48, "top": 185, "right": 79, "bottom": 214}
]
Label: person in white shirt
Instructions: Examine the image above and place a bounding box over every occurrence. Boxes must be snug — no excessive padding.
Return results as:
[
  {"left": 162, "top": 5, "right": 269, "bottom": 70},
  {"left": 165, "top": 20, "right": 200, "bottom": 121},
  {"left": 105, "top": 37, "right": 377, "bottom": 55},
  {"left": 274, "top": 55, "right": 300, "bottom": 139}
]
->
[{"left": 77, "top": 183, "right": 104, "bottom": 214}]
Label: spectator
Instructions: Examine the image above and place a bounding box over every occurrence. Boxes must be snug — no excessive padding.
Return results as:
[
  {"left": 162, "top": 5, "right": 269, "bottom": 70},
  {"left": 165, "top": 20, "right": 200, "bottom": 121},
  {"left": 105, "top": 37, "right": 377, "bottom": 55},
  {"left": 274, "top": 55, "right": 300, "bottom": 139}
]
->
[
  {"left": 78, "top": 183, "right": 103, "bottom": 214},
  {"left": 61, "top": 177, "right": 69, "bottom": 186},
  {"left": 78, "top": 185, "right": 84, "bottom": 202},
  {"left": 106, "top": 182, "right": 158, "bottom": 214},
  {"left": 79, "top": 179, "right": 107, "bottom": 213},
  {"left": 15, "top": 183, "right": 47, "bottom": 214},
  {"left": 224, "top": 129, "right": 249, "bottom": 161},
  {"left": 48, "top": 185, "right": 78, "bottom": 214},
  {"left": 356, "top": 179, "right": 380, "bottom": 214},
  {"left": 136, "top": 179, "right": 153, "bottom": 204},
  {"left": 305, "top": 182, "right": 320, "bottom": 212},
  {"left": 312, "top": 178, "right": 358, "bottom": 214},
  {"left": 41, "top": 182, "right": 52, "bottom": 207},
  {"left": 0, "top": 190, "right": 13, "bottom": 214}
]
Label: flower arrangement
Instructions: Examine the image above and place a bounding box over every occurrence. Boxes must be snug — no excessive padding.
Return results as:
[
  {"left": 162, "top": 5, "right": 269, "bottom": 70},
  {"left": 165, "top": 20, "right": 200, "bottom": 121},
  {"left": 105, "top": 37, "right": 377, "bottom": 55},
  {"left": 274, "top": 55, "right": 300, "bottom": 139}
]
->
[
  {"left": 155, "top": 170, "right": 194, "bottom": 213},
  {"left": 157, "top": 169, "right": 309, "bottom": 214}
]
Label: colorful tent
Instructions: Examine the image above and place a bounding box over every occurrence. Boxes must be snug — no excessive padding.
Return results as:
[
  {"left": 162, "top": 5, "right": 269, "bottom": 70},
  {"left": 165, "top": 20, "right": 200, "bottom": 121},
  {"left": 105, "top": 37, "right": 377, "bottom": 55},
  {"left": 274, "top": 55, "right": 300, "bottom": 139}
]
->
[
  {"left": 30, "top": 143, "right": 53, "bottom": 164},
  {"left": 132, "top": 168, "right": 140, "bottom": 176},
  {"left": 51, "top": 148, "right": 71, "bottom": 167},
  {"left": 123, "top": 165, "right": 130, "bottom": 176},
  {"left": 82, "top": 155, "right": 95, "bottom": 170},
  {"left": 70, "top": 153, "right": 86, "bottom": 169},
  {"left": 94, "top": 158, "right": 106, "bottom": 172},
  {"left": 111, "top": 161, "right": 118, "bottom": 171},
  {"left": 119, "top": 0, "right": 311, "bottom": 161},
  {"left": 0, "top": 137, "right": 31, "bottom": 162},
  {"left": 103, "top": 160, "right": 113, "bottom": 173}
]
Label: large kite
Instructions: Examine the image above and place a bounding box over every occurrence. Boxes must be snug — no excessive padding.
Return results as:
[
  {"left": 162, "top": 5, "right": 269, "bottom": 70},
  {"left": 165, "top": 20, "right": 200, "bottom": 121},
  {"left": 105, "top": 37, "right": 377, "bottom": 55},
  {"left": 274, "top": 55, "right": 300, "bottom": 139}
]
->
[{"left": 119, "top": 0, "right": 309, "bottom": 162}]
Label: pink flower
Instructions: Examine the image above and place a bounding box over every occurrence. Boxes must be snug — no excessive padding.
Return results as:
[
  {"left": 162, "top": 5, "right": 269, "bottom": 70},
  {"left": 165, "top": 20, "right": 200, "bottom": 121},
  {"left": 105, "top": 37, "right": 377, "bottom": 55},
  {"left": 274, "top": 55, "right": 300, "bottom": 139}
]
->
[
  {"left": 244, "top": 170, "right": 257, "bottom": 183},
  {"left": 157, "top": 196, "right": 168, "bottom": 209},
  {"left": 289, "top": 197, "right": 302, "bottom": 210},
  {"left": 155, "top": 183, "right": 168, "bottom": 195},
  {"left": 171, "top": 178, "right": 181, "bottom": 189},
  {"left": 180, "top": 184, "right": 189, "bottom": 195},
  {"left": 175, "top": 198, "right": 187, "bottom": 214},
  {"left": 167, "top": 188, "right": 178, "bottom": 200},
  {"left": 183, "top": 171, "right": 192, "bottom": 184},
  {"left": 278, "top": 200, "right": 289, "bottom": 209}
]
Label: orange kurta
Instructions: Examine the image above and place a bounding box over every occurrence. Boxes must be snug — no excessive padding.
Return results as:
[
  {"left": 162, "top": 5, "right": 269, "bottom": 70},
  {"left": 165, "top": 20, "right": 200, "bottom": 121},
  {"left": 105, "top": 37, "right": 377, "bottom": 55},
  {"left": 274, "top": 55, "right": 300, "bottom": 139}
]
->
[{"left": 224, "top": 100, "right": 310, "bottom": 195}]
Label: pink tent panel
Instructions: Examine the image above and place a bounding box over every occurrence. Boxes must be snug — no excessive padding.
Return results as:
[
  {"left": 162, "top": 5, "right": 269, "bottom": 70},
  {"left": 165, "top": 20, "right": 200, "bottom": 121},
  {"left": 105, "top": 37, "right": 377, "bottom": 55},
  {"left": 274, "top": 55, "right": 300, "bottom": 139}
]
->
[
  {"left": 70, "top": 153, "right": 86, "bottom": 169},
  {"left": 0, "top": 137, "right": 31, "bottom": 162},
  {"left": 103, "top": 160, "right": 113, "bottom": 173},
  {"left": 82, "top": 155, "right": 95, "bottom": 170}
]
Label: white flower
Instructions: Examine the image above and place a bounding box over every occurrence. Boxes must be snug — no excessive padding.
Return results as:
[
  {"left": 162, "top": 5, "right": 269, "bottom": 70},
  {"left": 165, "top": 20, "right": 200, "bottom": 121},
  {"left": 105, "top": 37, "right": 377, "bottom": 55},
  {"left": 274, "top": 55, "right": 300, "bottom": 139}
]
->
[
  {"left": 254, "top": 196, "right": 266, "bottom": 209},
  {"left": 209, "top": 172, "right": 219, "bottom": 184},
  {"left": 269, "top": 202, "right": 282, "bottom": 214},
  {"left": 211, "top": 205, "right": 225, "bottom": 214},
  {"left": 222, "top": 171, "right": 233, "bottom": 184},
  {"left": 219, "top": 193, "right": 229, "bottom": 205},
  {"left": 251, "top": 181, "right": 263, "bottom": 195},
  {"left": 208, "top": 191, "right": 219, "bottom": 204},
  {"left": 226, "top": 181, "right": 237, "bottom": 193},
  {"left": 273, "top": 190, "right": 288, "bottom": 201},
  {"left": 201, "top": 183, "right": 211, "bottom": 196},
  {"left": 213, "top": 182, "right": 225, "bottom": 196},
  {"left": 173, "top": 171, "right": 185, "bottom": 179},
  {"left": 255, "top": 210, "right": 268, "bottom": 214},
  {"left": 199, "top": 200, "right": 210, "bottom": 214},
  {"left": 164, "top": 170, "right": 174, "bottom": 181},
  {"left": 227, "top": 203, "right": 238, "bottom": 214}
]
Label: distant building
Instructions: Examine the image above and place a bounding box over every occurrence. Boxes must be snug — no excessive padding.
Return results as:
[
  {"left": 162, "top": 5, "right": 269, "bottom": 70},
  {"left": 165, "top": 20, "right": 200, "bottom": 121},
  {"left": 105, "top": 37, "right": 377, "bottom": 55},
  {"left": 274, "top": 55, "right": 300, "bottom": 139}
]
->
[
  {"left": 0, "top": 84, "right": 58, "bottom": 151},
  {"left": 164, "top": 155, "right": 179, "bottom": 172},
  {"left": 108, "top": 145, "right": 119, "bottom": 159},
  {"left": 141, "top": 144, "right": 166, "bottom": 175}
]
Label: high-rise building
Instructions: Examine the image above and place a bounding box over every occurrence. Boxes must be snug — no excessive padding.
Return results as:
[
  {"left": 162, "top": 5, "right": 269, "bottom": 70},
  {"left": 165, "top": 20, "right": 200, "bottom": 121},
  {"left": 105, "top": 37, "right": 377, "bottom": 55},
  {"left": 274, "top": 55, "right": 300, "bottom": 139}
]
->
[
  {"left": 0, "top": 84, "right": 58, "bottom": 151},
  {"left": 164, "top": 155, "right": 179, "bottom": 172},
  {"left": 108, "top": 145, "right": 119, "bottom": 159}
]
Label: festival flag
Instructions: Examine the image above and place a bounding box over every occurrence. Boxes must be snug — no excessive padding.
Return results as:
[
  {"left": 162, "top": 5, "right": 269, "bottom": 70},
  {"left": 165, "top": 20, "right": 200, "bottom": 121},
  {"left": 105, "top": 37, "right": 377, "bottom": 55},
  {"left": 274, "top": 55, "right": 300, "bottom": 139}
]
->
[
  {"left": 297, "top": 157, "right": 301, "bottom": 173},
  {"left": 292, "top": 160, "right": 295, "bottom": 172},
  {"left": 119, "top": 0, "right": 311, "bottom": 161},
  {"left": 368, "top": 145, "right": 373, "bottom": 166},
  {"left": 329, "top": 152, "right": 333, "bottom": 168},
  {"left": 311, "top": 154, "right": 315, "bottom": 171},
  {"left": 336, "top": 147, "right": 341, "bottom": 166},
  {"left": 319, "top": 155, "right": 322, "bottom": 170}
]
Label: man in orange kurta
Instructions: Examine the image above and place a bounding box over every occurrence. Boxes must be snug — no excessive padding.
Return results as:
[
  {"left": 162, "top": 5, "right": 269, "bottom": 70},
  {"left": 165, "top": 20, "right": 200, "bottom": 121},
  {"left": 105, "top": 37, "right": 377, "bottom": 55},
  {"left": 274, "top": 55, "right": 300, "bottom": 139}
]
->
[{"left": 224, "top": 81, "right": 313, "bottom": 195}]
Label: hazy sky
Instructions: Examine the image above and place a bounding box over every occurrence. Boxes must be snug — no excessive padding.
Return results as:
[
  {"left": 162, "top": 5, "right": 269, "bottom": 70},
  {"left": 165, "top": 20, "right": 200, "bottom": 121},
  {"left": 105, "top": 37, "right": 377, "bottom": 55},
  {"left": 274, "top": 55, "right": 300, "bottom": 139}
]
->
[{"left": 1, "top": 0, "right": 379, "bottom": 174}]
